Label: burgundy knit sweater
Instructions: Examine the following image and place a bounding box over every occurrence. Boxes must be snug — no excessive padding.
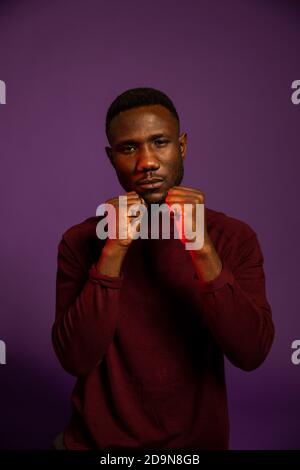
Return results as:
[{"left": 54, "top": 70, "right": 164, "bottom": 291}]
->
[{"left": 52, "top": 207, "right": 274, "bottom": 450}]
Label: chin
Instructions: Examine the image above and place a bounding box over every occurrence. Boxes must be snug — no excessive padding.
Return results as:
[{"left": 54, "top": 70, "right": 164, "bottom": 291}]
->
[{"left": 143, "top": 191, "right": 167, "bottom": 206}]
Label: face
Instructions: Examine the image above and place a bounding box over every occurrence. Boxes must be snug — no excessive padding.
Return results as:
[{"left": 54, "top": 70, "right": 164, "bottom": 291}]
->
[{"left": 105, "top": 104, "right": 187, "bottom": 205}]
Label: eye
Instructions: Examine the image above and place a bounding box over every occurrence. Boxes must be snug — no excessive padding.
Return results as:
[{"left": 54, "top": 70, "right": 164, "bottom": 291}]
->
[
  {"left": 120, "top": 145, "right": 136, "bottom": 154},
  {"left": 154, "top": 139, "right": 169, "bottom": 147}
]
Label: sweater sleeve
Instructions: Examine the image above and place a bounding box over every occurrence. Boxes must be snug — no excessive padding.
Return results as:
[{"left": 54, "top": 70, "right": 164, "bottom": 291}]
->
[
  {"left": 192, "top": 233, "right": 275, "bottom": 371},
  {"left": 52, "top": 237, "right": 123, "bottom": 377}
]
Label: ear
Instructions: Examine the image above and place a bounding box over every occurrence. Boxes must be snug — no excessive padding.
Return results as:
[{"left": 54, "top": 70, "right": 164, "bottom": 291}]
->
[
  {"left": 179, "top": 132, "right": 187, "bottom": 160},
  {"left": 105, "top": 146, "right": 114, "bottom": 167}
]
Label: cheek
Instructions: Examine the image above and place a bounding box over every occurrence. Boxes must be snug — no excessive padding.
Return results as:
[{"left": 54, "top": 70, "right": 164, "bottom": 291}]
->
[
  {"left": 115, "top": 160, "right": 135, "bottom": 177},
  {"left": 163, "top": 154, "right": 183, "bottom": 177}
]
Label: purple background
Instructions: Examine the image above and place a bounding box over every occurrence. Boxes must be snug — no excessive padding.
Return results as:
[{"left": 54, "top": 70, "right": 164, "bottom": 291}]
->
[{"left": 0, "top": 0, "right": 299, "bottom": 449}]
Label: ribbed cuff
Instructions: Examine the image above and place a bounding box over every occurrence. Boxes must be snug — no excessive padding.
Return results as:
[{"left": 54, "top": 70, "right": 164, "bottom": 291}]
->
[
  {"left": 193, "top": 260, "right": 234, "bottom": 293},
  {"left": 88, "top": 264, "right": 124, "bottom": 289}
]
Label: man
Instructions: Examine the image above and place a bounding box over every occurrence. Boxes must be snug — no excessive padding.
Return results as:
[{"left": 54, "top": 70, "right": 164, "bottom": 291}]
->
[{"left": 52, "top": 87, "right": 275, "bottom": 450}]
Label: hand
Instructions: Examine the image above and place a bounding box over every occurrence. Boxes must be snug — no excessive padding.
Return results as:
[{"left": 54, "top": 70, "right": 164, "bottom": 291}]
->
[
  {"left": 165, "top": 185, "right": 222, "bottom": 281},
  {"left": 165, "top": 185, "right": 209, "bottom": 252},
  {"left": 102, "top": 191, "right": 147, "bottom": 250}
]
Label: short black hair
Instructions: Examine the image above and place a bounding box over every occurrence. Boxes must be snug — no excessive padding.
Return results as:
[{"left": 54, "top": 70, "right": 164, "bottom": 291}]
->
[{"left": 105, "top": 87, "right": 180, "bottom": 143}]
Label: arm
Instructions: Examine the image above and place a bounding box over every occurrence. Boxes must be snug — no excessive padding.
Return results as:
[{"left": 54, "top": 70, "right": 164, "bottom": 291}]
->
[
  {"left": 52, "top": 192, "right": 145, "bottom": 377},
  {"left": 190, "top": 233, "right": 275, "bottom": 371},
  {"left": 165, "top": 185, "right": 275, "bottom": 372},
  {"left": 52, "top": 237, "right": 125, "bottom": 377}
]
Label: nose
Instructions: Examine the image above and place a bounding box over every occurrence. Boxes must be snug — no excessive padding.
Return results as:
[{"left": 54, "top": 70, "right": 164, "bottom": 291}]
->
[{"left": 136, "top": 143, "right": 160, "bottom": 173}]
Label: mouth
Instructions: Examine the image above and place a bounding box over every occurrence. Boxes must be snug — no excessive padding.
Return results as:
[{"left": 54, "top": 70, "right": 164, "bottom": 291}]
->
[{"left": 136, "top": 179, "right": 164, "bottom": 190}]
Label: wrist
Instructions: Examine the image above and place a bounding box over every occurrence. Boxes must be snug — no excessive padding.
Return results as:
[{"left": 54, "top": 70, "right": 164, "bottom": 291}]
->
[
  {"left": 95, "top": 241, "right": 129, "bottom": 278},
  {"left": 190, "top": 242, "right": 223, "bottom": 283},
  {"left": 190, "top": 241, "right": 214, "bottom": 260},
  {"left": 102, "top": 240, "right": 130, "bottom": 258}
]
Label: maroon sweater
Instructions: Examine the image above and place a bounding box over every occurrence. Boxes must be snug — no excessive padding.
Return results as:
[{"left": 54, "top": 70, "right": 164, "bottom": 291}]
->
[{"left": 52, "top": 207, "right": 275, "bottom": 450}]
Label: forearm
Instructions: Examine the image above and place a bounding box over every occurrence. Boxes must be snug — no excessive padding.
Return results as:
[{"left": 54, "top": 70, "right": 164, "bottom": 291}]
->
[
  {"left": 53, "top": 272, "right": 122, "bottom": 376},
  {"left": 96, "top": 241, "right": 129, "bottom": 277},
  {"left": 189, "top": 237, "right": 274, "bottom": 371},
  {"left": 190, "top": 241, "right": 223, "bottom": 283},
  {"left": 53, "top": 239, "right": 125, "bottom": 377},
  {"left": 194, "top": 274, "right": 275, "bottom": 371}
]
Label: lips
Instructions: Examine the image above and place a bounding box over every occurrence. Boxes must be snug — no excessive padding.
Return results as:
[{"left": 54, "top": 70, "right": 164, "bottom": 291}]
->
[{"left": 136, "top": 178, "right": 164, "bottom": 190}]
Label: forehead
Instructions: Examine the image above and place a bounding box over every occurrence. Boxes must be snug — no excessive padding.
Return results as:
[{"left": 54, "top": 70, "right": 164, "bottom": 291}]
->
[{"left": 109, "top": 104, "right": 178, "bottom": 143}]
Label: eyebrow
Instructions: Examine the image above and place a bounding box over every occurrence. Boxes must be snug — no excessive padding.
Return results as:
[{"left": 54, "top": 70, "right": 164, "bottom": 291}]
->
[{"left": 114, "top": 133, "right": 169, "bottom": 148}]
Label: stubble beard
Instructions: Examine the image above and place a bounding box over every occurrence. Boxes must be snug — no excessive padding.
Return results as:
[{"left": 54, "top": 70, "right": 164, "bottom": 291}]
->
[{"left": 145, "top": 158, "right": 184, "bottom": 207}]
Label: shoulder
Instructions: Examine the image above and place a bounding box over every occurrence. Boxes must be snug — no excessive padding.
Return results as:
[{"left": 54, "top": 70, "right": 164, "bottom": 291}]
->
[
  {"left": 205, "top": 206, "right": 258, "bottom": 253},
  {"left": 58, "top": 216, "right": 103, "bottom": 264},
  {"left": 205, "top": 207, "right": 266, "bottom": 270},
  {"left": 62, "top": 216, "right": 100, "bottom": 245},
  {"left": 206, "top": 207, "right": 257, "bottom": 238}
]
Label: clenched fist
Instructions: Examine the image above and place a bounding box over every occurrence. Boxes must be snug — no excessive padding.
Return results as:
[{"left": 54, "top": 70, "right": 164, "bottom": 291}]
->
[{"left": 96, "top": 191, "right": 147, "bottom": 250}]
